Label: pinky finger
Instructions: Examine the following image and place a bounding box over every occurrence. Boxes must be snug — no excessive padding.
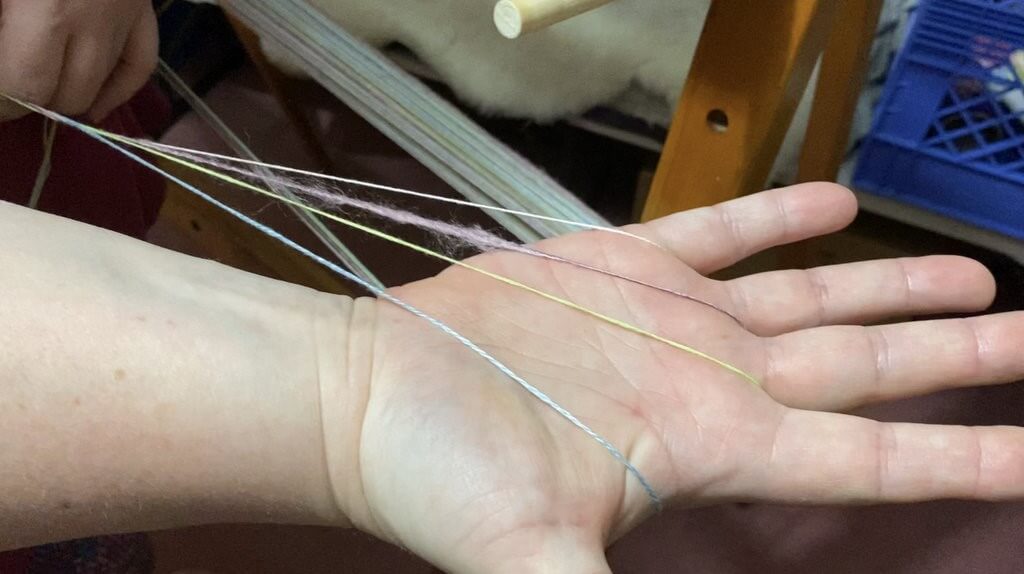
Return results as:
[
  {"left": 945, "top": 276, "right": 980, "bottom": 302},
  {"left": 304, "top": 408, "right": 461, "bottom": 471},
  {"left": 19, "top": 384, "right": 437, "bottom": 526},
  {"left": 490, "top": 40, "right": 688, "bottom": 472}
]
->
[{"left": 87, "top": 7, "right": 158, "bottom": 123}]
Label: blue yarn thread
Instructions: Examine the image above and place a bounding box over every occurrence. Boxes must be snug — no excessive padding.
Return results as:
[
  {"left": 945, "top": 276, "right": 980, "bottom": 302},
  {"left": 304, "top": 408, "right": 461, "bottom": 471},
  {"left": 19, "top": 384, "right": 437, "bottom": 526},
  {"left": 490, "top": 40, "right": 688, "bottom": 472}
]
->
[{"left": 42, "top": 108, "right": 663, "bottom": 511}]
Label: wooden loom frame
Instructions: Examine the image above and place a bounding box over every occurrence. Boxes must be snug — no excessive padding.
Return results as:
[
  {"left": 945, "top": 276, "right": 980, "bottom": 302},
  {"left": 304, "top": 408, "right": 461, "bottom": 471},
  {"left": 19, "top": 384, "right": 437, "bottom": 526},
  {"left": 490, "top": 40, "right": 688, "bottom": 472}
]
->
[{"left": 642, "top": 0, "right": 884, "bottom": 221}]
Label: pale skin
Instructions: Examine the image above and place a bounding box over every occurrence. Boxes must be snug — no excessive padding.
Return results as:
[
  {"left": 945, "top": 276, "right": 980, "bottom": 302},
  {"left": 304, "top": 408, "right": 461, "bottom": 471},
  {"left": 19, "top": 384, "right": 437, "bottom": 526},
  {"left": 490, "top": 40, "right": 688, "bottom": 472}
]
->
[{"left": 2, "top": 184, "right": 1024, "bottom": 573}]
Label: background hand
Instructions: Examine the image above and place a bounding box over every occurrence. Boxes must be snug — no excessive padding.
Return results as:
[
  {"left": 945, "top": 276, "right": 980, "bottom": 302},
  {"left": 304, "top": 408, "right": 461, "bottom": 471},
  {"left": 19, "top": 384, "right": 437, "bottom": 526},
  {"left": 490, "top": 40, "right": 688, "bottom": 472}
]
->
[{"left": 0, "top": 0, "right": 158, "bottom": 122}]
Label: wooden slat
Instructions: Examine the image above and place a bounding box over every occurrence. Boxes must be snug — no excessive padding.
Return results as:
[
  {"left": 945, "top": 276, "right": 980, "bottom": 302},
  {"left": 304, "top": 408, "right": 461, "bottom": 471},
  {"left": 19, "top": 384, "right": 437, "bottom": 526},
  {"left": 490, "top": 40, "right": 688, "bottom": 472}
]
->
[
  {"left": 776, "top": 0, "right": 883, "bottom": 272},
  {"left": 155, "top": 158, "right": 357, "bottom": 297},
  {"left": 797, "top": 0, "right": 884, "bottom": 182},
  {"left": 642, "top": 0, "right": 840, "bottom": 221}
]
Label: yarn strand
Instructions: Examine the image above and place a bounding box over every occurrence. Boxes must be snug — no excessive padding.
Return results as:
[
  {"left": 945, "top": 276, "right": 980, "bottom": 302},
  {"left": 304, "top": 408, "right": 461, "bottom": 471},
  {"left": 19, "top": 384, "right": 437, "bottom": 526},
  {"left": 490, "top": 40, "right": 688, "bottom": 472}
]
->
[
  {"left": 120, "top": 141, "right": 744, "bottom": 326},
  {"left": 116, "top": 137, "right": 662, "bottom": 247}
]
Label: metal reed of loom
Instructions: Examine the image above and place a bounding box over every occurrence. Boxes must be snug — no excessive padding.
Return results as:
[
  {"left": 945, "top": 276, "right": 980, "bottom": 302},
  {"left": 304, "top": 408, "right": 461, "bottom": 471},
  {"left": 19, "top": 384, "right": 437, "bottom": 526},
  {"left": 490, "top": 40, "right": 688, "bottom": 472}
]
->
[{"left": 219, "top": 0, "right": 611, "bottom": 243}]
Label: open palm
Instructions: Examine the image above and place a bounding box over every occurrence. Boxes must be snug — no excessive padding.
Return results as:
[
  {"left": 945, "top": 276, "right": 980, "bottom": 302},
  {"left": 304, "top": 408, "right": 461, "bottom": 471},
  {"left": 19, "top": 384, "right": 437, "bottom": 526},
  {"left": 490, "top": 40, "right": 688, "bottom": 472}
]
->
[{"left": 348, "top": 184, "right": 1024, "bottom": 573}]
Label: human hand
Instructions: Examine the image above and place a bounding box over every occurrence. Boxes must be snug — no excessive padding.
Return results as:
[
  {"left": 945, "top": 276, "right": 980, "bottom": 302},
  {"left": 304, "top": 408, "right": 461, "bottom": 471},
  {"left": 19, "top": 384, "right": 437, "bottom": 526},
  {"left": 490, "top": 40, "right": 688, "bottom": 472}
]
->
[
  {"left": 332, "top": 183, "right": 1024, "bottom": 573},
  {"left": 0, "top": 0, "right": 158, "bottom": 122}
]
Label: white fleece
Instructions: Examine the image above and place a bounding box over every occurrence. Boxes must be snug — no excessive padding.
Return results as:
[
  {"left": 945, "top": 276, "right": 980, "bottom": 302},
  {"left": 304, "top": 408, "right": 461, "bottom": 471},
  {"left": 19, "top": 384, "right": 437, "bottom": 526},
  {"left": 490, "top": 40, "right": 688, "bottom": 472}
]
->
[{"left": 194, "top": 0, "right": 710, "bottom": 124}]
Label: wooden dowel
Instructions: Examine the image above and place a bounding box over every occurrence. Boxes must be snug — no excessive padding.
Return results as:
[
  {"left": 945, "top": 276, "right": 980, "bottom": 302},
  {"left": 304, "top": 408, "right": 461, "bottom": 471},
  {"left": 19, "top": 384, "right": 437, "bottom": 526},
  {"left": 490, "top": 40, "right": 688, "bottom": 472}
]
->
[{"left": 493, "top": 0, "right": 617, "bottom": 38}]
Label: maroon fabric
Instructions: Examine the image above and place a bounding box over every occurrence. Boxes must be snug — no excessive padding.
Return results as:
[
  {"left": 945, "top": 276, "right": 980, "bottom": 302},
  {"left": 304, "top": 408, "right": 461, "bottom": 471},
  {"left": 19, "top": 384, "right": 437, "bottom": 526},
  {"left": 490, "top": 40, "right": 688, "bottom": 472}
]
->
[
  {"left": 0, "top": 81, "right": 170, "bottom": 239},
  {"left": 0, "top": 83, "right": 169, "bottom": 572},
  {"left": 0, "top": 550, "right": 31, "bottom": 573}
]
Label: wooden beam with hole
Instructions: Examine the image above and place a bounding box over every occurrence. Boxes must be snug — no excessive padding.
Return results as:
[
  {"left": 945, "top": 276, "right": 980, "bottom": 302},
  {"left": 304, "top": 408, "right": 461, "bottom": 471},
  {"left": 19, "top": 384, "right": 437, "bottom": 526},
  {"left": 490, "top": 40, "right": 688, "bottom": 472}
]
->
[{"left": 642, "top": 0, "right": 840, "bottom": 221}]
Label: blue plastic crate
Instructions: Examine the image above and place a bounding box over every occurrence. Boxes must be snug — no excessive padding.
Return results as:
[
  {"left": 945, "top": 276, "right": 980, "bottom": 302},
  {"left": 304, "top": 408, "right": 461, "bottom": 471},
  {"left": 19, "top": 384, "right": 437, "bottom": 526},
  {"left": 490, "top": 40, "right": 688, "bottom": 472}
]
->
[{"left": 853, "top": 0, "right": 1024, "bottom": 239}]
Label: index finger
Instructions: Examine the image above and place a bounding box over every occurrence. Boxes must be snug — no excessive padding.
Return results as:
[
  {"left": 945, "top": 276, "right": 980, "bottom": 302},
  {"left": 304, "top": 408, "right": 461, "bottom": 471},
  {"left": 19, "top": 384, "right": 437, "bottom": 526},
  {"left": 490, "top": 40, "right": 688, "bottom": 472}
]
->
[{"left": 634, "top": 183, "right": 858, "bottom": 275}]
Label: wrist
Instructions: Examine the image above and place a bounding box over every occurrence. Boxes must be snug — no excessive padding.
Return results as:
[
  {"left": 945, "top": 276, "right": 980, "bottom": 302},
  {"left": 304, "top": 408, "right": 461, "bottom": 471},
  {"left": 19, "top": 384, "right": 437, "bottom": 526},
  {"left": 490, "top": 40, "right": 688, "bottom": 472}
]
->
[
  {"left": 0, "top": 199, "right": 369, "bottom": 547},
  {"left": 314, "top": 294, "right": 379, "bottom": 533}
]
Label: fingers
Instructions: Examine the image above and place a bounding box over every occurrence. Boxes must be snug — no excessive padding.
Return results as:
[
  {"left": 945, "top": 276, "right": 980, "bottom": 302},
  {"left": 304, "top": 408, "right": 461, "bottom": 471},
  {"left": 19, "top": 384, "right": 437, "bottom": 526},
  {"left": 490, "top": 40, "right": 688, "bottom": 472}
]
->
[
  {"left": 637, "top": 183, "right": 858, "bottom": 275},
  {"left": 88, "top": 7, "right": 158, "bottom": 122},
  {"left": 725, "top": 255, "right": 996, "bottom": 336},
  {"left": 762, "top": 312, "right": 1024, "bottom": 411},
  {"left": 730, "top": 409, "right": 1024, "bottom": 504},
  {"left": 0, "top": 0, "right": 70, "bottom": 119}
]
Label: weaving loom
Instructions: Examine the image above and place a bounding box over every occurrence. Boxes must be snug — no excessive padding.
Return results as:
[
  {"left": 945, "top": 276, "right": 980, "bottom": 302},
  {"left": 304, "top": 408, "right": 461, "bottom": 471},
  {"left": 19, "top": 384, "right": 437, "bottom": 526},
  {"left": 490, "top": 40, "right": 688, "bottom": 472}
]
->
[
  {"left": 149, "top": 0, "right": 929, "bottom": 302},
  {"left": 186, "top": 0, "right": 919, "bottom": 215}
]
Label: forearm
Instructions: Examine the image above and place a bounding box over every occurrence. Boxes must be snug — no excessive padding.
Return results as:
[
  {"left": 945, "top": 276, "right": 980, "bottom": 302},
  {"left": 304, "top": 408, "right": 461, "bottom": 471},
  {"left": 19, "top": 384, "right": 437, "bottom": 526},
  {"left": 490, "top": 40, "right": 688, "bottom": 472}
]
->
[{"left": 0, "top": 200, "right": 356, "bottom": 550}]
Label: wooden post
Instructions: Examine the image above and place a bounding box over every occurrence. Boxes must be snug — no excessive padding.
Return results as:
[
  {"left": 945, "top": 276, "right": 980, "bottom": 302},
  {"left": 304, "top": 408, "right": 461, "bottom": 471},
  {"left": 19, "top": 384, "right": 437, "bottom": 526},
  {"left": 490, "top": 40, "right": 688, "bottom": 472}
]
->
[
  {"left": 776, "top": 0, "right": 883, "bottom": 272},
  {"left": 796, "top": 0, "right": 884, "bottom": 183},
  {"left": 641, "top": 0, "right": 840, "bottom": 221}
]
